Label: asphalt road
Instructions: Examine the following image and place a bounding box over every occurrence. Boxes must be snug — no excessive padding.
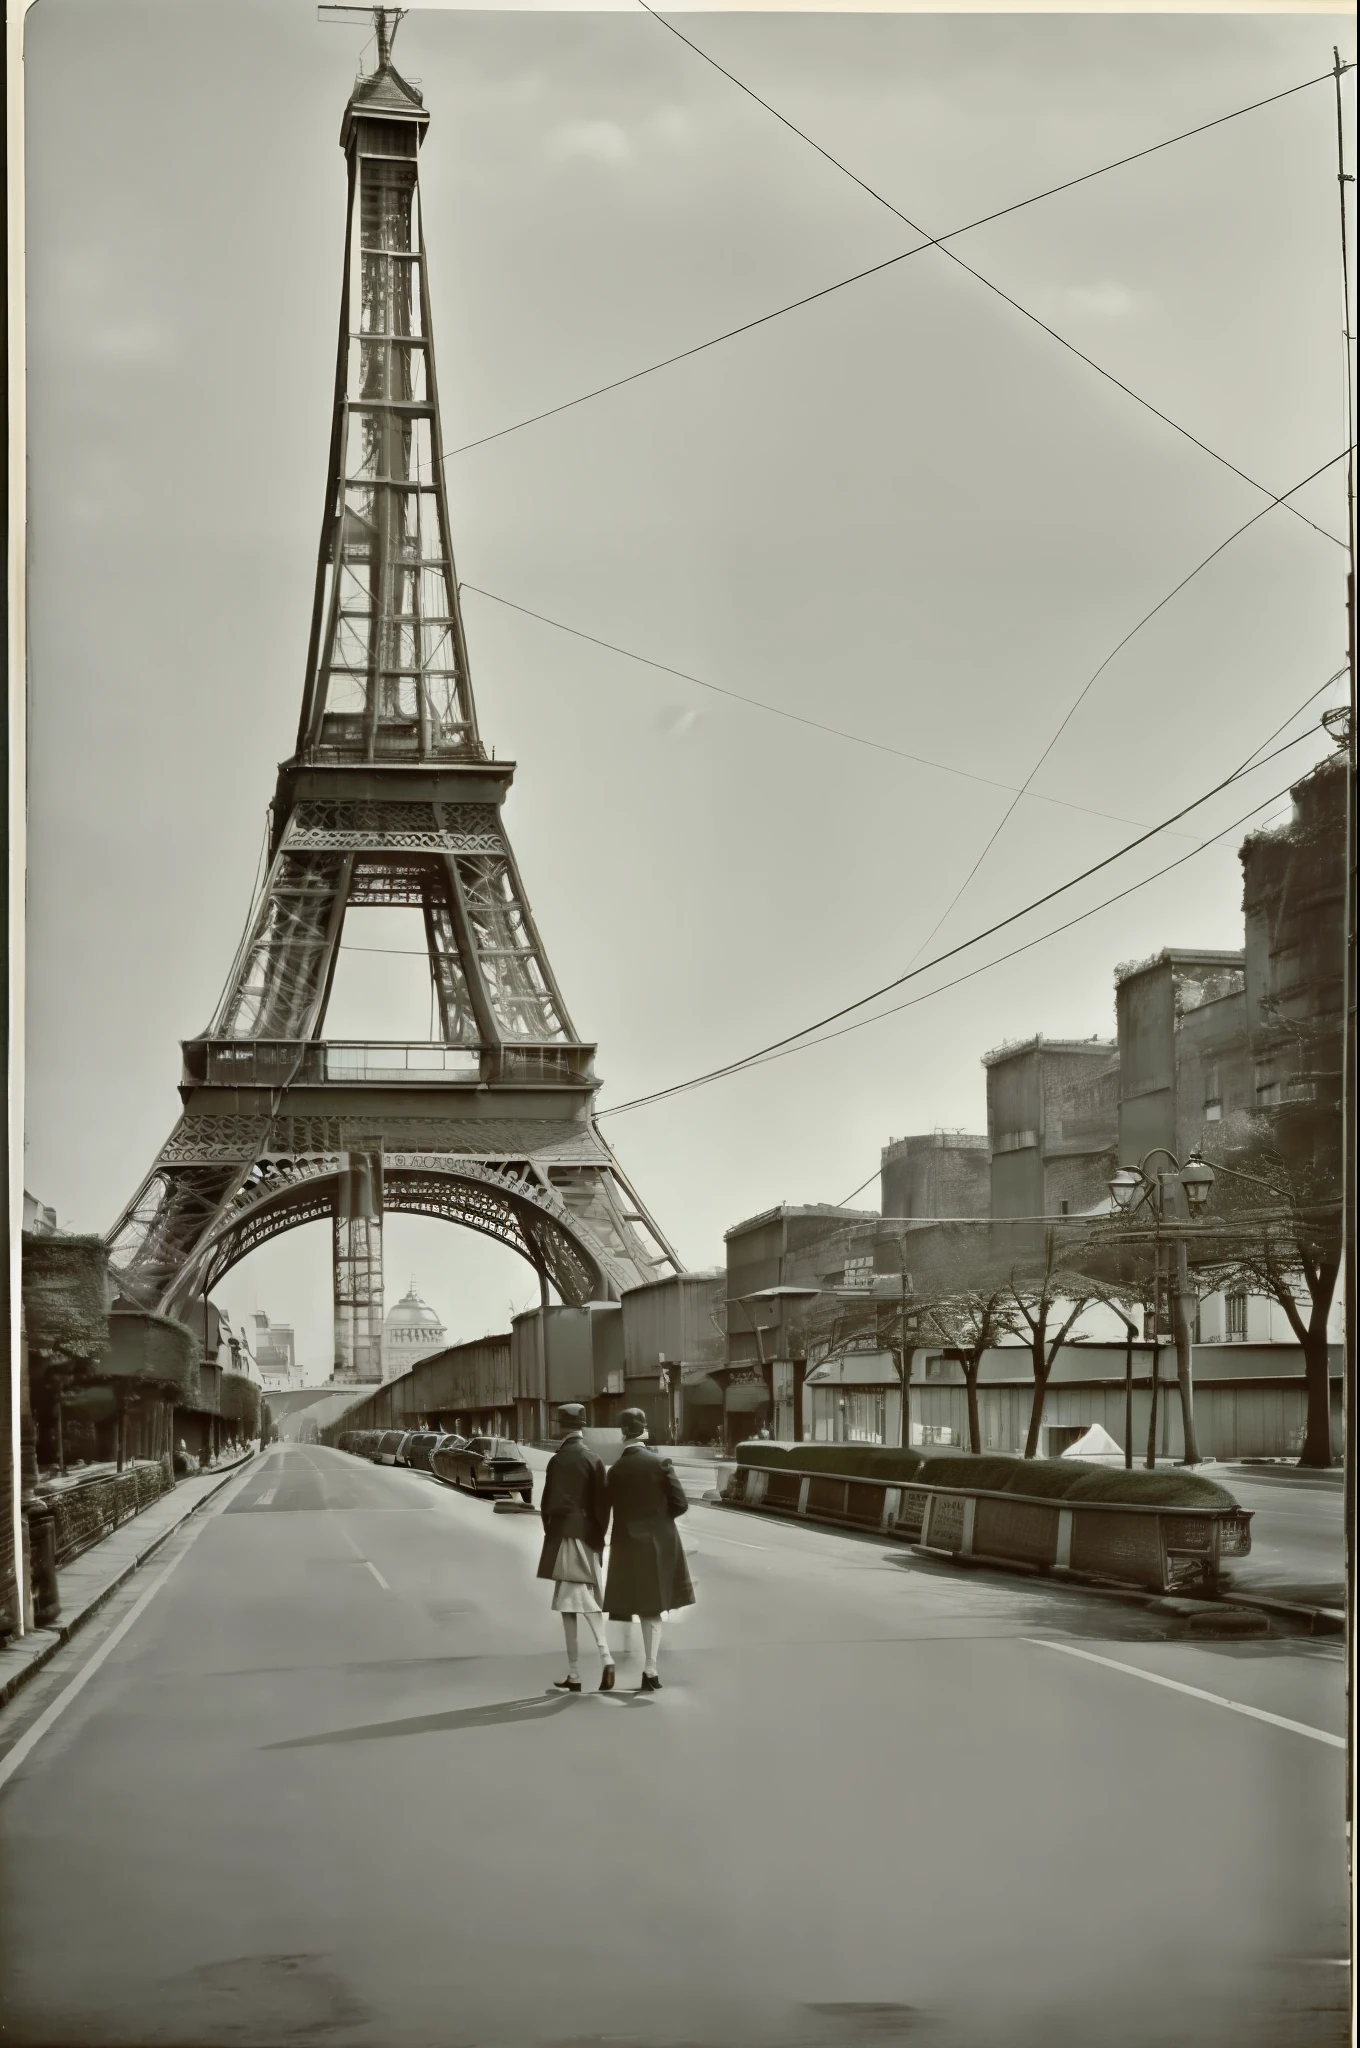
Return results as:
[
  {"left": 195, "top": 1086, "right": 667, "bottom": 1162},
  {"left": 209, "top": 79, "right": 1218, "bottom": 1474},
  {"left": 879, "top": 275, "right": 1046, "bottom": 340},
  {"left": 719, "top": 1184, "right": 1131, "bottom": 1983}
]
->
[
  {"left": 1213, "top": 1467, "right": 1346, "bottom": 1609},
  {"left": 0, "top": 1444, "right": 1346, "bottom": 2048}
]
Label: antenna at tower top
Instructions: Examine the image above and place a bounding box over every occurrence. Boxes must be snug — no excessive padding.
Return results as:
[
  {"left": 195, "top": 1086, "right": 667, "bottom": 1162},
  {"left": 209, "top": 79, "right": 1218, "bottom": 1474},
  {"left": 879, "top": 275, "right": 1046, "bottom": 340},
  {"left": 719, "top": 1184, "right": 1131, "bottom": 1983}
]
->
[
  {"left": 317, "top": 5, "right": 406, "bottom": 69},
  {"left": 375, "top": 7, "right": 402, "bottom": 69}
]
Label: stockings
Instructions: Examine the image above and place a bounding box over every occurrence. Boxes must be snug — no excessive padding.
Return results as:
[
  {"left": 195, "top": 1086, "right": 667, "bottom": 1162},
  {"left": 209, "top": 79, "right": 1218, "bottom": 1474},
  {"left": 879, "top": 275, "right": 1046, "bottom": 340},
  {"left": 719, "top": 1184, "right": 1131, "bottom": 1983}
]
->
[
  {"left": 561, "top": 1610, "right": 613, "bottom": 1676},
  {"left": 641, "top": 1618, "right": 663, "bottom": 1677}
]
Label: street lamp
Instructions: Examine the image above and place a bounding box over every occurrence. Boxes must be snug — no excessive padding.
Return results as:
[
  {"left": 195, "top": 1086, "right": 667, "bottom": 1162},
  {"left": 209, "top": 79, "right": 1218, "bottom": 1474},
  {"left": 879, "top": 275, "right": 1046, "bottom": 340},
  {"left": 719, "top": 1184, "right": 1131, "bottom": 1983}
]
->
[{"left": 1106, "top": 1147, "right": 1216, "bottom": 1467}]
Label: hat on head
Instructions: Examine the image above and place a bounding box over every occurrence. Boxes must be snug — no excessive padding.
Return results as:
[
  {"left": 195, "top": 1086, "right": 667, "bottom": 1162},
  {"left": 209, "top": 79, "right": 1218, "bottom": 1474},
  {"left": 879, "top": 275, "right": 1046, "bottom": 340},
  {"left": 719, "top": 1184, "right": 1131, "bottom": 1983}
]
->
[
  {"left": 618, "top": 1408, "right": 648, "bottom": 1440},
  {"left": 556, "top": 1404, "right": 586, "bottom": 1428}
]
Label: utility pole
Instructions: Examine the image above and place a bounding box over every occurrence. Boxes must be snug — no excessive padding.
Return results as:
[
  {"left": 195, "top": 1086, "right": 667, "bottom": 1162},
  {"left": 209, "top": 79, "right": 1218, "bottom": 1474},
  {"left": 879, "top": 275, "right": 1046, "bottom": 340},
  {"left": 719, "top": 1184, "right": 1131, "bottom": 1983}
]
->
[{"left": 1330, "top": 42, "right": 1356, "bottom": 1858}]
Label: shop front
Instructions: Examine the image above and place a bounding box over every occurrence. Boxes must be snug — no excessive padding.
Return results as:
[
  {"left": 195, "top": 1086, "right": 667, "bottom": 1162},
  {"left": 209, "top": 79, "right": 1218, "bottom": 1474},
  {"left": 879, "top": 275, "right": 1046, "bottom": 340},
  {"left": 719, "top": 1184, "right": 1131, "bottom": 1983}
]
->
[{"left": 804, "top": 1352, "right": 903, "bottom": 1446}]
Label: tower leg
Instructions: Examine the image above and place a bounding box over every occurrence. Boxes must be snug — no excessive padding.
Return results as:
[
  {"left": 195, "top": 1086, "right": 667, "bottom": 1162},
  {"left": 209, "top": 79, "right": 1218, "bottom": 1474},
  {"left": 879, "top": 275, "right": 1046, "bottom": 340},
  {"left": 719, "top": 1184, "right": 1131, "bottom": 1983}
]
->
[{"left": 333, "top": 1153, "right": 384, "bottom": 1383}]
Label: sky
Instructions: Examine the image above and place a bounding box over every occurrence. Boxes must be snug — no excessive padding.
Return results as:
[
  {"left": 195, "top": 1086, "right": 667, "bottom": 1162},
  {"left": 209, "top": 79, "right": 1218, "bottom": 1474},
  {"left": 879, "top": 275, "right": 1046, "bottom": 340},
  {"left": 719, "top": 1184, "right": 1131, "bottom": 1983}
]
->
[{"left": 21, "top": 3, "right": 1356, "bottom": 1376}]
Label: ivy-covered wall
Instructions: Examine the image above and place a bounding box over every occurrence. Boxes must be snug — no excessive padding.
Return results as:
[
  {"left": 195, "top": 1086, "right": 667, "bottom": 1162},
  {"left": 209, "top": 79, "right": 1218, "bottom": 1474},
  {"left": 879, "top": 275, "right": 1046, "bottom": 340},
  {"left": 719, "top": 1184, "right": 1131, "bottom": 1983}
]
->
[{"left": 21, "top": 1234, "right": 113, "bottom": 1369}]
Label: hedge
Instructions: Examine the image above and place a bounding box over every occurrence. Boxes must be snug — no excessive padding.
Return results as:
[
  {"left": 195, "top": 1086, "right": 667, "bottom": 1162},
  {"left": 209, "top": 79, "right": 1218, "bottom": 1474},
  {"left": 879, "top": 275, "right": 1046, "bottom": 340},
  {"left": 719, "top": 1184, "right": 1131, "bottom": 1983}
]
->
[
  {"left": 21, "top": 1234, "right": 112, "bottom": 1366},
  {"left": 105, "top": 1310, "right": 198, "bottom": 1399},
  {"left": 732, "top": 1442, "right": 1237, "bottom": 1509},
  {"left": 219, "top": 1372, "right": 262, "bottom": 1434}
]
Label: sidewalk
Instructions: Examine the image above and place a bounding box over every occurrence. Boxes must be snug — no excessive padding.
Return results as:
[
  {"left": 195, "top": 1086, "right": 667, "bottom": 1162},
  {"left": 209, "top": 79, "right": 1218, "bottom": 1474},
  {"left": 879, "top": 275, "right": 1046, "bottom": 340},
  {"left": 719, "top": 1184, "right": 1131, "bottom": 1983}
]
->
[{"left": 0, "top": 1450, "right": 259, "bottom": 1709}]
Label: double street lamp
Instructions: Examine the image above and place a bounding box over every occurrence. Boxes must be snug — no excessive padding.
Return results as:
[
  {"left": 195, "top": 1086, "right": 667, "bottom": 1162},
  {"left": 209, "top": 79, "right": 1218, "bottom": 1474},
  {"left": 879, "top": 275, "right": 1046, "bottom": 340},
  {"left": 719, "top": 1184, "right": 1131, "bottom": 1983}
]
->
[{"left": 1108, "top": 1148, "right": 1216, "bottom": 1467}]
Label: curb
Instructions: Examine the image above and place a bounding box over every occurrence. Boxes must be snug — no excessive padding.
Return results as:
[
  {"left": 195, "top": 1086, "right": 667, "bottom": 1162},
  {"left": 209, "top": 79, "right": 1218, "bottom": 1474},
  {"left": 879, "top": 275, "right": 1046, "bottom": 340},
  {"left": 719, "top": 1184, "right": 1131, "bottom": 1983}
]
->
[
  {"left": 1222, "top": 1591, "right": 1345, "bottom": 1637},
  {"left": 0, "top": 1454, "right": 257, "bottom": 1710}
]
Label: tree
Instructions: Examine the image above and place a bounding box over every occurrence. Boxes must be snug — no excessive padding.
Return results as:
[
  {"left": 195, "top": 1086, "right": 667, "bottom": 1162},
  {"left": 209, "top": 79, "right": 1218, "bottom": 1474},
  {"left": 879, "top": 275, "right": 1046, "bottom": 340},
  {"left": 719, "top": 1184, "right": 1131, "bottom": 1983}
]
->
[
  {"left": 1003, "top": 1229, "right": 1100, "bottom": 1459},
  {"left": 1193, "top": 1113, "right": 1341, "bottom": 1468},
  {"left": 915, "top": 1230, "right": 1017, "bottom": 1453}
]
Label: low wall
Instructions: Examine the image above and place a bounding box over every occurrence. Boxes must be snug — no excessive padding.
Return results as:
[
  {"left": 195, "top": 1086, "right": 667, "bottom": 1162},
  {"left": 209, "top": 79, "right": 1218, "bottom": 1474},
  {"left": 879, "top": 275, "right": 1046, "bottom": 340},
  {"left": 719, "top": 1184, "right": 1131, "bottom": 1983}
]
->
[
  {"left": 722, "top": 1450, "right": 1252, "bottom": 1596},
  {"left": 36, "top": 1460, "right": 173, "bottom": 1567}
]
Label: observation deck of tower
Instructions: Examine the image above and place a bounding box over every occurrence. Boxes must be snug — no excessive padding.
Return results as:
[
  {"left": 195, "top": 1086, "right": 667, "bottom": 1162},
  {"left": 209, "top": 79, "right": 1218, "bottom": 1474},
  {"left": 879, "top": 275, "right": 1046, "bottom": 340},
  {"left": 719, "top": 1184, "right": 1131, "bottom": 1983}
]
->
[{"left": 107, "top": 9, "right": 681, "bottom": 1381}]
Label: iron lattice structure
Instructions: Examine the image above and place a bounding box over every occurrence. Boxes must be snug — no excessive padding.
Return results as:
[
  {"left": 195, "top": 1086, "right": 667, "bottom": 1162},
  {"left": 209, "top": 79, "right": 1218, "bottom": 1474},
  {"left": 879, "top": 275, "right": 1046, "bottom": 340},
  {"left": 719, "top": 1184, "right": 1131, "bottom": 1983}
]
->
[{"left": 107, "top": 13, "right": 680, "bottom": 1378}]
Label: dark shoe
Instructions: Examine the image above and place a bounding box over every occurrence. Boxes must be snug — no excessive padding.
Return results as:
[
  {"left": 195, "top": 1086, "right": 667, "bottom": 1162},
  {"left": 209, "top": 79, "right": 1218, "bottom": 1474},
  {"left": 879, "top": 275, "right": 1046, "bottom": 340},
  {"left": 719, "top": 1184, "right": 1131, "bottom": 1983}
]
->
[
  {"left": 599, "top": 1664, "right": 616, "bottom": 1692},
  {"left": 638, "top": 1673, "right": 661, "bottom": 1692},
  {"left": 553, "top": 1676, "right": 582, "bottom": 1692}
]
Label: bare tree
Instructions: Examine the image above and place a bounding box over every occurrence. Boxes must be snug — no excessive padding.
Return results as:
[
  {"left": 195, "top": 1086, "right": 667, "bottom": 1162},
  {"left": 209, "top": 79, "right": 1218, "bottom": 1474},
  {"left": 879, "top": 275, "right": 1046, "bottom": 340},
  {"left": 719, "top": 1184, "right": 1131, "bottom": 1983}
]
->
[
  {"left": 917, "top": 1231, "right": 1017, "bottom": 1453},
  {"left": 1003, "top": 1229, "right": 1100, "bottom": 1459},
  {"left": 1194, "top": 1114, "right": 1341, "bottom": 1468}
]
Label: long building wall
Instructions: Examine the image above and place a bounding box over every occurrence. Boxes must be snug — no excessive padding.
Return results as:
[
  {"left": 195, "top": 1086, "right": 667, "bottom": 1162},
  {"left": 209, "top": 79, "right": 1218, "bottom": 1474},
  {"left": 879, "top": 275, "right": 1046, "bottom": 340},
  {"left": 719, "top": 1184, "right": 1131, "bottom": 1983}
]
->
[{"left": 912, "top": 1374, "right": 1342, "bottom": 1463}]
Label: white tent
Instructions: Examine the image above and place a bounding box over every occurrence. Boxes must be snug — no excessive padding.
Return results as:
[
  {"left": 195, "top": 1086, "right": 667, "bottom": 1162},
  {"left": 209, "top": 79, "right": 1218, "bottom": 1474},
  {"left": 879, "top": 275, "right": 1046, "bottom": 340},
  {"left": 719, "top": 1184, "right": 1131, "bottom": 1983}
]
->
[{"left": 1060, "top": 1423, "right": 1123, "bottom": 1459}]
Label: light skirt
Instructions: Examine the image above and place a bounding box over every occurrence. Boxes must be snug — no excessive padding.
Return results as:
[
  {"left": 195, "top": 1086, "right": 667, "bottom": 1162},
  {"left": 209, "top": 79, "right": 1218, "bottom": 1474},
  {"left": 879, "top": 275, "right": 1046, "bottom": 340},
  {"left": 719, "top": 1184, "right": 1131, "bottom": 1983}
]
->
[{"left": 549, "top": 1538, "right": 604, "bottom": 1611}]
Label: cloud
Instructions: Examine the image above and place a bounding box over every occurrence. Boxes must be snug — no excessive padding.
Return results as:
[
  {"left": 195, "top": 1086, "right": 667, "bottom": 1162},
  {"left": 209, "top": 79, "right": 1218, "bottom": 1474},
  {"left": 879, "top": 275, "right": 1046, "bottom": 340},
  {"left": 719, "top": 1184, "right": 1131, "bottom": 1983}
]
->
[
  {"left": 650, "top": 105, "right": 695, "bottom": 148},
  {"left": 548, "top": 118, "right": 632, "bottom": 167},
  {"left": 1042, "top": 282, "right": 1140, "bottom": 323},
  {"left": 83, "top": 320, "right": 179, "bottom": 366}
]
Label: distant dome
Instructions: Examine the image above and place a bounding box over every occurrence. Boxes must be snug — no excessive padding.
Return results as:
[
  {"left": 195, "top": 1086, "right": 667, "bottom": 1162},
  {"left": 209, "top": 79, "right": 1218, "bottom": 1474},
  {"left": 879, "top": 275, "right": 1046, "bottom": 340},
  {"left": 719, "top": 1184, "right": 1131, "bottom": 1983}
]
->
[{"left": 383, "top": 1286, "right": 444, "bottom": 1334}]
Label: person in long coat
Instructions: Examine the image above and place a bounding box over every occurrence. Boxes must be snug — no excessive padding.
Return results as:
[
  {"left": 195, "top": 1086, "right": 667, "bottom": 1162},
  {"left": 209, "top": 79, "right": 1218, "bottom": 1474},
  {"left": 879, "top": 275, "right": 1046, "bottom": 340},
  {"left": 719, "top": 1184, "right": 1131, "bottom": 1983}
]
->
[
  {"left": 537, "top": 1404, "right": 615, "bottom": 1691},
  {"left": 603, "top": 1408, "right": 694, "bottom": 1692}
]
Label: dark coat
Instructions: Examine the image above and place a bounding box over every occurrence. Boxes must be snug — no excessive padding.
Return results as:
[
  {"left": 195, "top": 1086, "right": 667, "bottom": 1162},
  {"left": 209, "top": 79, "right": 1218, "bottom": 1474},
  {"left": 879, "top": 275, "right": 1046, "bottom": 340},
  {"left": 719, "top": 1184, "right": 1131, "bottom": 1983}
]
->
[
  {"left": 536, "top": 1435, "right": 608, "bottom": 1579},
  {"left": 602, "top": 1445, "right": 695, "bottom": 1619}
]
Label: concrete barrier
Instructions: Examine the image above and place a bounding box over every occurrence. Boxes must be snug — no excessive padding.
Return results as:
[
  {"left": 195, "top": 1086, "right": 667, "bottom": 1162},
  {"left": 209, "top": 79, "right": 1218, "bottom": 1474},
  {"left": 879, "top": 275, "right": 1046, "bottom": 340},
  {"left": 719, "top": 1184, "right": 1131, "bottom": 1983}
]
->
[{"left": 720, "top": 1463, "right": 1252, "bottom": 1596}]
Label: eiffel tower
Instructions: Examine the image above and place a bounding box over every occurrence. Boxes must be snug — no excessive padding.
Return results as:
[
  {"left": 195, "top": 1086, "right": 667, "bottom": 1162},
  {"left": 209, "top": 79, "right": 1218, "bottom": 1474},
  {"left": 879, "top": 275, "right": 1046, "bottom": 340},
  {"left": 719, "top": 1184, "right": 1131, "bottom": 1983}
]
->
[{"left": 107, "top": 11, "right": 680, "bottom": 1379}]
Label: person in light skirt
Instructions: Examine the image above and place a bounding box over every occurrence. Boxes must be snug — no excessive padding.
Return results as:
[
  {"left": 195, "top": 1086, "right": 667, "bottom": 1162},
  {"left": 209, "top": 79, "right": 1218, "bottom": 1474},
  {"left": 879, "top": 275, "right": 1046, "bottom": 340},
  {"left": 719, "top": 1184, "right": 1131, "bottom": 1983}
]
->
[{"left": 537, "top": 1404, "right": 615, "bottom": 1691}]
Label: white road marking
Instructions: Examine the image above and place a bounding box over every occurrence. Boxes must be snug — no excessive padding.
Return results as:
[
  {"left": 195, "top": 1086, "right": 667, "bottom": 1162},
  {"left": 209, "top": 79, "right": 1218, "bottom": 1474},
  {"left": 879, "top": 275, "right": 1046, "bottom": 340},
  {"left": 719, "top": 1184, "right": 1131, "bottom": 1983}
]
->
[
  {"left": 1029, "top": 1638, "right": 1344, "bottom": 1748},
  {"left": 255, "top": 1489, "right": 277, "bottom": 1507},
  {"left": 697, "top": 1531, "right": 769, "bottom": 1551},
  {"left": 0, "top": 1466, "right": 254, "bottom": 1793},
  {"left": 365, "top": 1562, "right": 391, "bottom": 1591}
]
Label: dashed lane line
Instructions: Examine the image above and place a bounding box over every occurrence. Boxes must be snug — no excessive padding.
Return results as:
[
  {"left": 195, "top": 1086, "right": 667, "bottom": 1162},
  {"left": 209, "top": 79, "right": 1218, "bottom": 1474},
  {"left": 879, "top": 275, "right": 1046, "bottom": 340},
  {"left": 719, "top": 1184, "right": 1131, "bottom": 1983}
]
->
[
  {"left": 365, "top": 1562, "right": 391, "bottom": 1591},
  {"left": 1029, "top": 1638, "right": 1344, "bottom": 1747}
]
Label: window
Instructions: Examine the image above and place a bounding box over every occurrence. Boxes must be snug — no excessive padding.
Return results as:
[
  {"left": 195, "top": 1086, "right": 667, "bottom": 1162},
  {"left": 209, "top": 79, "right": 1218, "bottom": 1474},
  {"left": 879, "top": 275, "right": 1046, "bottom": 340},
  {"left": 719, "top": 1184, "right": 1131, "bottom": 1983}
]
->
[
  {"left": 1226, "top": 1292, "right": 1248, "bottom": 1341},
  {"left": 1057, "top": 1199, "right": 1070, "bottom": 1217}
]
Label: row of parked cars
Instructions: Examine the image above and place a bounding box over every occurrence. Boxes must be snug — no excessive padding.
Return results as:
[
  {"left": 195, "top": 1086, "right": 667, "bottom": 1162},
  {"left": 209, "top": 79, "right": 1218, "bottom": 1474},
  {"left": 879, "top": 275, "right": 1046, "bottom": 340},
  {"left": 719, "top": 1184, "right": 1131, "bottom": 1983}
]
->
[{"left": 335, "top": 1427, "right": 535, "bottom": 1504}]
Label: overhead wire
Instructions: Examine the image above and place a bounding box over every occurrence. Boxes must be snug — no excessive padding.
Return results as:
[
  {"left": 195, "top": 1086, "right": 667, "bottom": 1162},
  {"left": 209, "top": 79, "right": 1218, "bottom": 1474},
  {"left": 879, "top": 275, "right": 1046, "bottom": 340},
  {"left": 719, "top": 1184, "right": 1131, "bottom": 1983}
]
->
[
  {"left": 595, "top": 709, "right": 1336, "bottom": 1121},
  {"left": 827, "top": 774, "right": 1314, "bottom": 1207},
  {"left": 604, "top": 761, "right": 1315, "bottom": 1128},
  {"left": 439, "top": 48, "right": 1347, "bottom": 560},
  {"left": 332, "top": 668, "right": 1345, "bottom": 968},
  {"left": 896, "top": 445, "right": 1353, "bottom": 971},
  {"left": 459, "top": 583, "right": 1197, "bottom": 837},
  {"left": 634, "top": 9, "right": 1346, "bottom": 552}
]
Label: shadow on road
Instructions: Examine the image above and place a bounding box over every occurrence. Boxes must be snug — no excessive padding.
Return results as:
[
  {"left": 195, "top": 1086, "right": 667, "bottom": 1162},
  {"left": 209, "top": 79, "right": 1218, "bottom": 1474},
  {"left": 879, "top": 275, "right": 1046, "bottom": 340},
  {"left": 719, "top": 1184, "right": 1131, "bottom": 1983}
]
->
[{"left": 264, "top": 1690, "right": 654, "bottom": 1749}]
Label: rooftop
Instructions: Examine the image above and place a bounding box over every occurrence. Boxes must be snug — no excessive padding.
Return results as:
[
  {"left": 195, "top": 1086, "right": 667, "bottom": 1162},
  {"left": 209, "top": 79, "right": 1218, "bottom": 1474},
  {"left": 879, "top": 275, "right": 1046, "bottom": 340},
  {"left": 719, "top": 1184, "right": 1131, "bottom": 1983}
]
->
[
  {"left": 724, "top": 1203, "right": 879, "bottom": 1240},
  {"left": 981, "top": 1034, "right": 1115, "bottom": 1069},
  {"left": 1113, "top": 947, "right": 1246, "bottom": 986}
]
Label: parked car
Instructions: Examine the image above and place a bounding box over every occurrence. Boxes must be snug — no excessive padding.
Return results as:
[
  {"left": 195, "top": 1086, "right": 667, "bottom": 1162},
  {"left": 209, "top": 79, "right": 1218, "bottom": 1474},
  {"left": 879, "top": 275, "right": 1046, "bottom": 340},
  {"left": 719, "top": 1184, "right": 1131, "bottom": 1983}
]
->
[
  {"left": 430, "top": 1435, "right": 533, "bottom": 1502},
  {"left": 372, "top": 1430, "right": 409, "bottom": 1466},
  {"left": 398, "top": 1431, "right": 444, "bottom": 1471}
]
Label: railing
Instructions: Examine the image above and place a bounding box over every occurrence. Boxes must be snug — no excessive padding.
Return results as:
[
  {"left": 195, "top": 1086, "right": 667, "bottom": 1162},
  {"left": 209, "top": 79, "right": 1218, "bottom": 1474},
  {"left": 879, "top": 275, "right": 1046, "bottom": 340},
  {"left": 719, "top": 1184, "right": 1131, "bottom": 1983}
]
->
[
  {"left": 184, "top": 1038, "right": 598, "bottom": 1089},
  {"left": 323, "top": 1043, "right": 481, "bottom": 1081}
]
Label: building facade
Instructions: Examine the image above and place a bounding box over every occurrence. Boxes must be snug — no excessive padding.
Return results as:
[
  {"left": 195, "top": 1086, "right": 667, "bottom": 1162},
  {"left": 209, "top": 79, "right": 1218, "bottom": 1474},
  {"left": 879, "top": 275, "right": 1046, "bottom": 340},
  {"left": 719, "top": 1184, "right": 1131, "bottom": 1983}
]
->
[
  {"left": 1115, "top": 948, "right": 1249, "bottom": 1168},
  {"left": 619, "top": 1270, "right": 725, "bottom": 1443},
  {"left": 984, "top": 1036, "right": 1120, "bottom": 1226},
  {"left": 510, "top": 1303, "right": 624, "bottom": 1439},
  {"left": 251, "top": 1311, "right": 297, "bottom": 1385},
  {"left": 880, "top": 1131, "right": 990, "bottom": 1221}
]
